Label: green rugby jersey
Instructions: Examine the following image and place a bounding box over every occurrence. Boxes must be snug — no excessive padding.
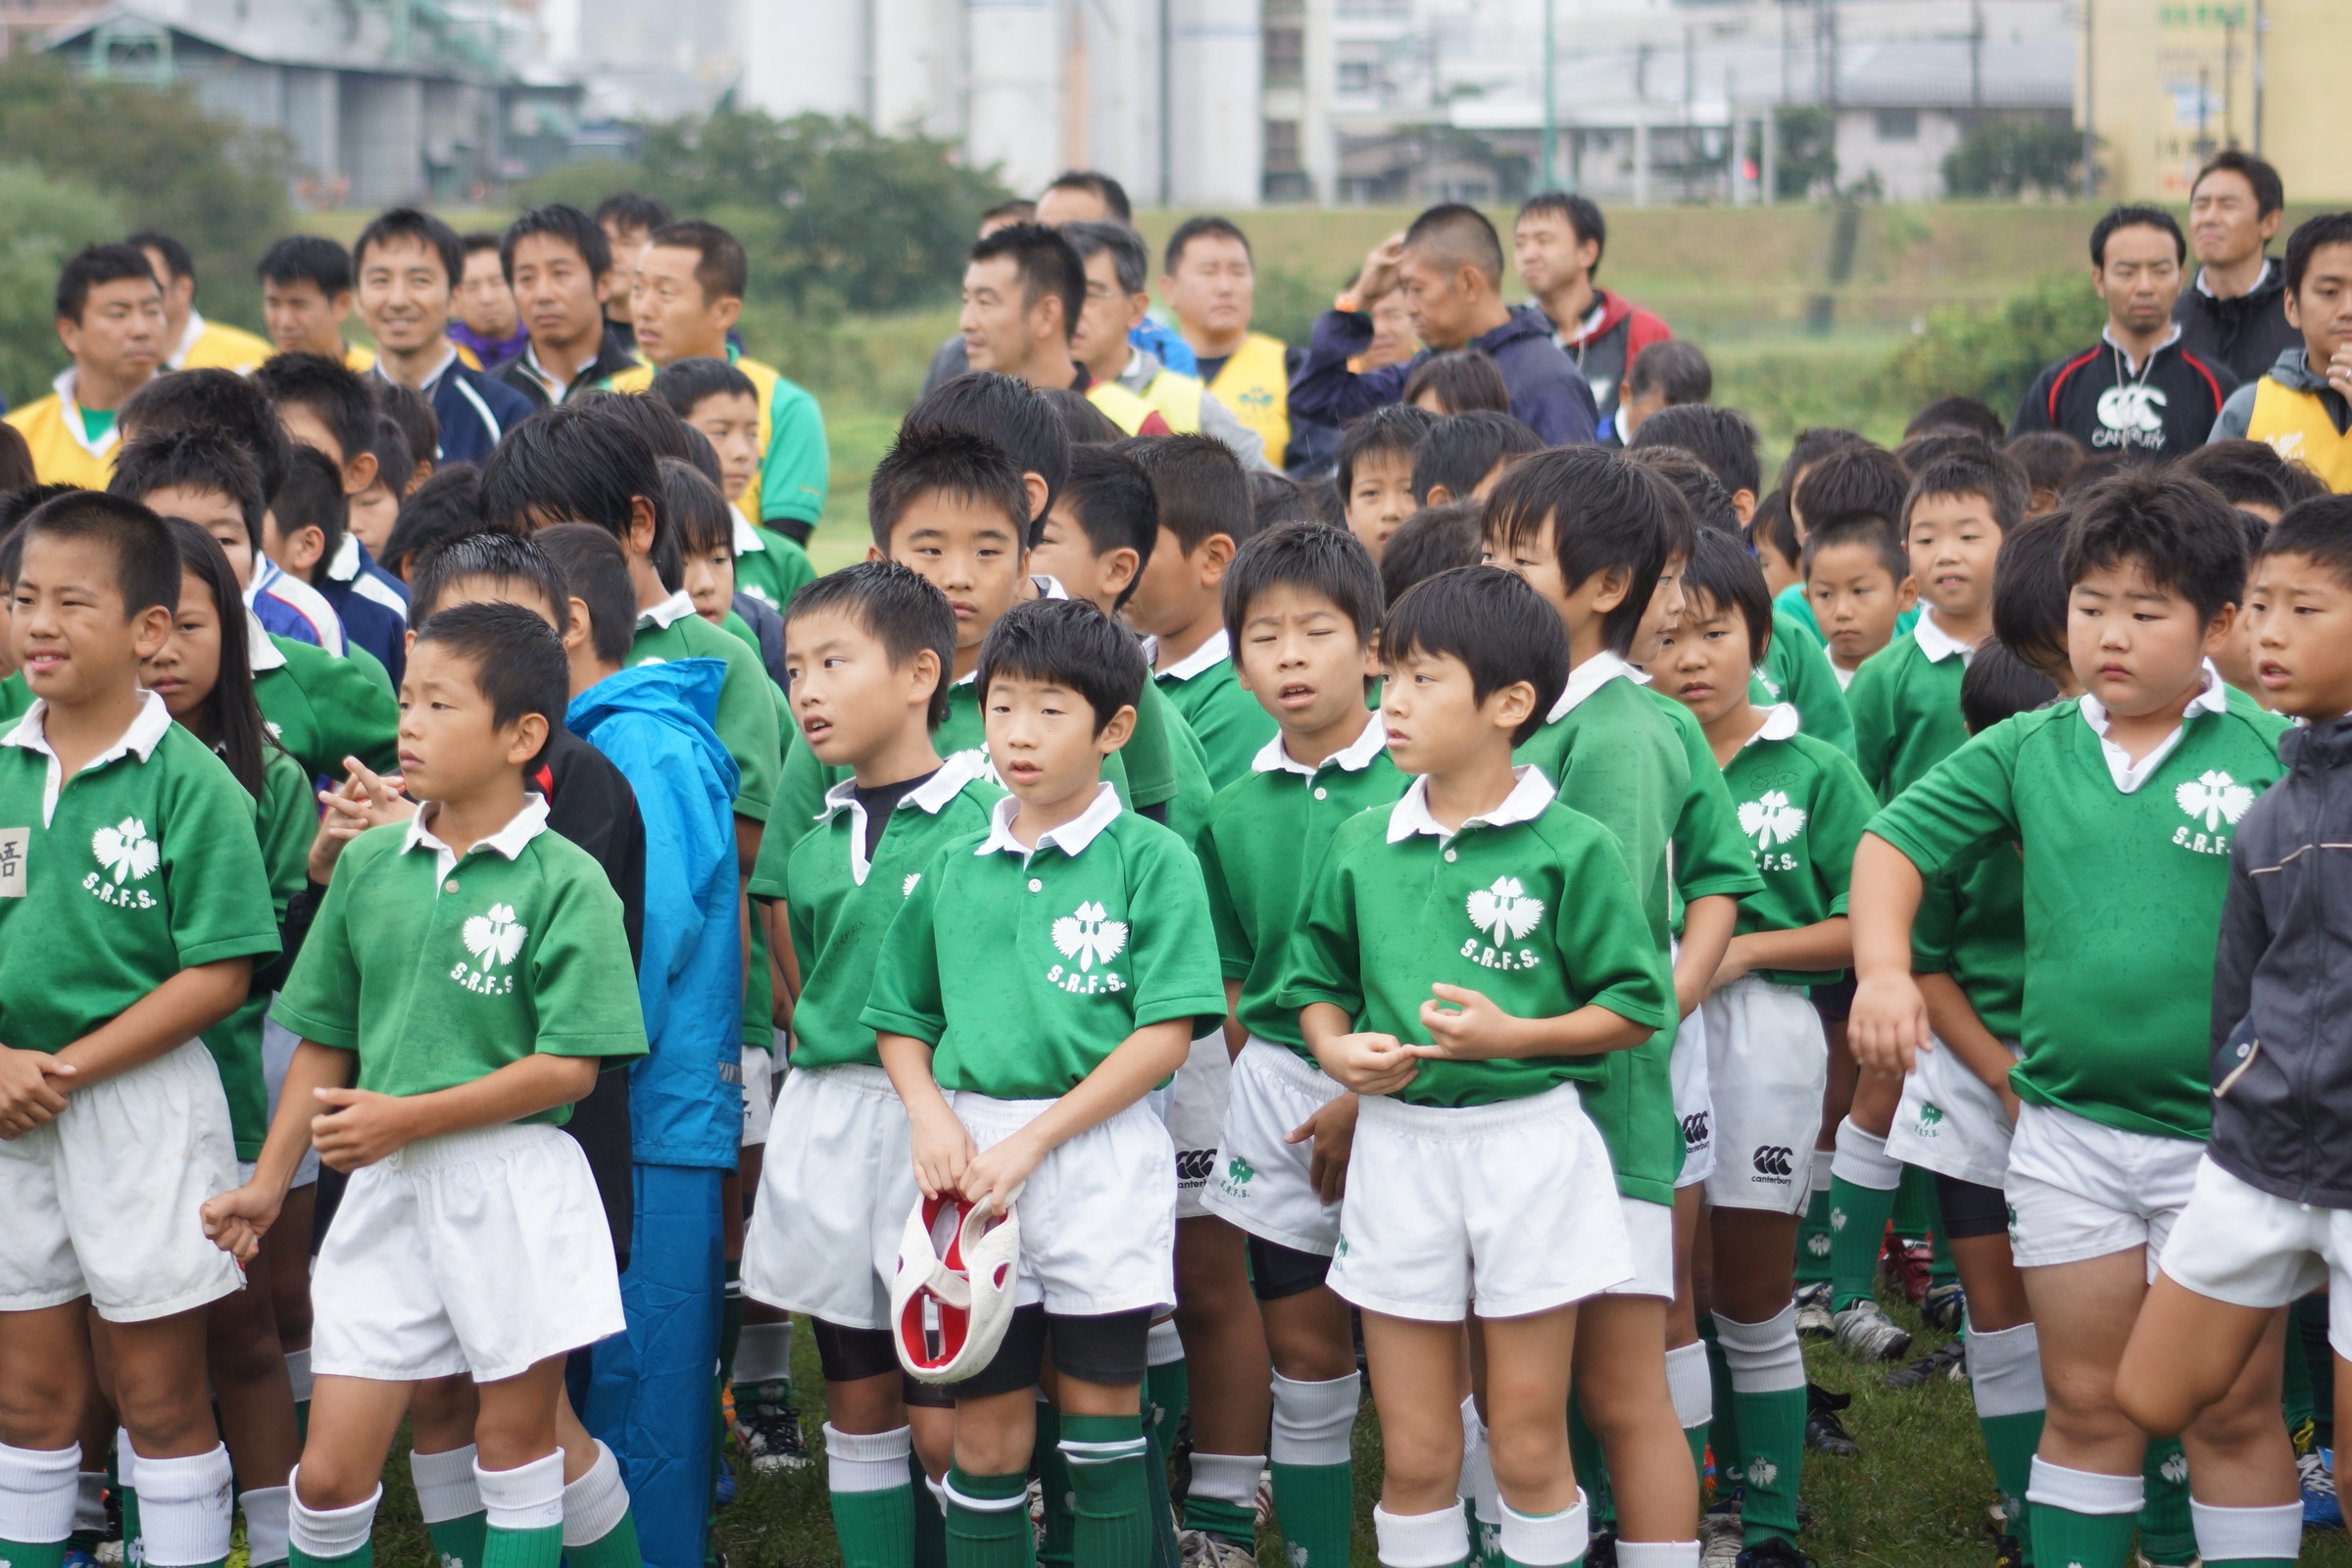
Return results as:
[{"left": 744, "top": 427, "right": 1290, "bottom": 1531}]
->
[
  {"left": 1197, "top": 716, "right": 1407, "bottom": 1054},
  {"left": 253, "top": 629, "right": 399, "bottom": 780},
  {"left": 1748, "top": 609, "right": 1857, "bottom": 759},
  {"left": 0, "top": 695, "right": 279, "bottom": 1054},
  {"left": 861, "top": 783, "right": 1226, "bottom": 1100},
  {"left": 1868, "top": 675, "right": 2289, "bottom": 1140},
  {"left": 1847, "top": 612, "right": 1974, "bottom": 802},
  {"left": 632, "top": 592, "right": 781, "bottom": 823},
  {"left": 0, "top": 674, "right": 29, "bottom": 727},
  {"left": 204, "top": 747, "right": 313, "bottom": 1156},
  {"left": 1279, "top": 767, "right": 1672, "bottom": 1115},
  {"left": 1912, "top": 845, "right": 2027, "bottom": 1043},
  {"left": 749, "top": 755, "right": 1002, "bottom": 1070},
  {"left": 273, "top": 797, "right": 647, "bottom": 1122},
  {"left": 1642, "top": 687, "right": 1767, "bottom": 934},
  {"left": 1716, "top": 706, "right": 1876, "bottom": 987},
  {"left": 730, "top": 515, "right": 817, "bottom": 613},
  {"left": 1153, "top": 630, "right": 1278, "bottom": 790}
]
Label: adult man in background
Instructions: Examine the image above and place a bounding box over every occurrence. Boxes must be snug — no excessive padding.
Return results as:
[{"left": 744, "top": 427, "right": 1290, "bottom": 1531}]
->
[
  {"left": 1065, "top": 221, "right": 1265, "bottom": 465},
  {"left": 451, "top": 231, "right": 528, "bottom": 370},
  {"left": 131, "top": 229, "right": 272, "bottom": 374},
  {"left": 498, "top": 204, "right": 637, "bottom": 410},
  {"left": 8, "top": 243, "right": 163, "bottom": 486},
  {"left": 2174, "top": 151, "right": 2302, "bottom": 384},
  {"left": 595, "top": 191, "right": 672, "bottom": 357},
  {"left": 1512, "top": 193, "right": 1672, "bottom": 442},
  {"left": 257, "top": 236, "right": 376, "bottom": 371},
  {"left": 354, "top": 206, "right": 535, "bottom": 465},
  {"left": 1162, "top": 216, "right": 1297, "bottom": 466},
  {"left": 1292, "top": 204, "right": 1598, "bottom": 446},
  {"left": 957, "top": 220, "right": 1168, "bottom": 434}
]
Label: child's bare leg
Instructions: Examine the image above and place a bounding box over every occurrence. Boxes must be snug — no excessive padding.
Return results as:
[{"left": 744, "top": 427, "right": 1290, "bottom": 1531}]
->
[
  {"left": 1480, "top": 1305, "right": 1590, "bottom": 1565},
  {"left": 2177, "top": 1308, "right": 2293, "bottom": 1500},
  {"left": 1172, "top": 1214, "right": 1272, "bottom": 1549},
  {"left": 0, "top": 1303, "right": 97, "bottom": 1452},
  {"left": 1261, "top": 1287, "right": 1355, "bottom": 1384},
  {"left": 1361, "top": 1314, "right": 1473, "bottom": 1516},
  {"left": 1950, "top": 1234, "right": 2033, "bottom": 1332},
  {"left": 2016, "top": 1250, "right": 2155, "bottom": 1568},
  {"left": 295, "top": 1378, "right": 416, "bottom": 1509},
  {"left": 2118, "top": 1275, "right": 2279, "bottom": 1439},
  {"left": 1257, "top": 1281, "right": 1358, "bottom": 1568},
  {"left": 1572, "top": 1294, "right": 1696, "bottom": 1542},
  {"left": 203, "top": 1285, "right": 300, "bottom": 1565},
  {"left": 262, "top": 1187, "right": 316, "bottom": 1362}
]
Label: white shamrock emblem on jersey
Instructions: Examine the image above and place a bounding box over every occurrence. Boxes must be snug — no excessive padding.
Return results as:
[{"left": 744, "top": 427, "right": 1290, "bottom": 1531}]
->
[
  {"left": 2177, "top": 769, "right": 2255, "bottom": 832},
  {"left": 91, "top": 817, "right": 159, "bottom": 884},
  {"left": 1466, "top": 876, "right": 1544, "bottom": 942},
  {"left": 462, "top": 903, "right": 527, "bottom": 968},
  {"left": 903, "top": 871, "right": 922, "bottom": 898},
  {"left": 1740, "top": 790, "right": 1808, "bottom": 849},
  {"left": 1052, "top": 900, "right": 1128, "bottom": 971}
]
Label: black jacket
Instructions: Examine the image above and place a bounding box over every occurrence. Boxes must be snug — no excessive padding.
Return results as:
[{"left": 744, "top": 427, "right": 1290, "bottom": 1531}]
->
[
  {"left": 2175, "top": 260, "right": 2305, "bottom": 386},
  {"left": 1292, "top": 304, "right": 1600, "bottom": 448},
  {"left": 2009, "top": 331, "right": 2238, "bottom": 458},
  {"left": 497, "top": 327, "right": 641, "bottom": 410},
  {"left": 2210, "top": 717, "right": 2352, "bottom": 1207}
]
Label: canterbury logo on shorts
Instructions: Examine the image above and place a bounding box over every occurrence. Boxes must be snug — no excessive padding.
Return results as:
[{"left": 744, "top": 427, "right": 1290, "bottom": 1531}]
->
[{"left": 1750, "top": 1145, "right": 1795, "bottom": 1180}]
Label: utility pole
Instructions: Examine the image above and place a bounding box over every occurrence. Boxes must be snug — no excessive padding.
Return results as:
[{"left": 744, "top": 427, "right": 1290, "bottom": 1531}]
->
[
  {"left": 2081, "top": 0, "right": 2096, "bottom": 201},
  {"left": 2253, "top": 0, "right": 2267, "bottom": 153},
  {"left": 1542, "top": 0, "right": 1556, "bottom": 190},
  {"left": 1971, "top": 0, "right": 1983, "bottom": 108}
]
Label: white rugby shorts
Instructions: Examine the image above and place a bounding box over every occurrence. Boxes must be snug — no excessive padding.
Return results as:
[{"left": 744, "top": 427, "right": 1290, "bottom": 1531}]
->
[
  {"left": 2160, "top": 1154, "right": 2352, "bottom": 1357},
  {"left": 952, "top": 1092, "right": 1176, "bottom": 1317},
  {"left": 1887, "top": 1036, "right": 2019, "bottom": 1191},
  {"left": 1600, "top": 1196, "right": 1676, "bottom": 1299},
  {"left": 1700, "top": 976, "right": 1828, "bottom": 1215},
  {"left": 741, "top": 1063, "right": 915, "bottom": 1329},
  {"left": 1163, "top": 1031, "right": 1233, "bottom": 1221},
  {"left": 1671, "top": 1000, "right": 1713, "bottom": 1189},
  {"left": 1199, "top": 1038, "right": 1348, "bottom": 1255},
  {"left": 739, "top": 1041, "right": 776, "bottom": 1149},
  {"left": 2003, "top": 1102, "right": 2201, "bottom": 1278}
]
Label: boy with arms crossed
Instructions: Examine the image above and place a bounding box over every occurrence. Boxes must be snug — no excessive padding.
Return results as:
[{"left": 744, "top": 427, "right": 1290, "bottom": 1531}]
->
[
  {"left": 0, "top": 494, "right": 282, "bottom": 1568},
  {"left": 1850, "top": 471, "right": 2292, "bottom": 1568},
  {"left": 1284, "top": 564, "right": 1669, "bottom": 1568},
  {"left": 867, "top": 597, "right": 1226, "bottom": 1568},
  {"left": 203, "top": 605, "right": 649, "bottom": 1568}
]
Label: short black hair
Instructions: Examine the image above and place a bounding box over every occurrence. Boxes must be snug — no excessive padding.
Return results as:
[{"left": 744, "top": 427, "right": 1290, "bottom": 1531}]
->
[
  {"left": 2283, "top": 211, "right": 2352, "bottom": 297},
  {"left": 1041, "top": 386, "right": 1125, "bottom": 450},
  {"left": 1044, "top": 170, "right": 1132, "bottom": 223},
  {"left": 480, "top": 401, "right": 661, "bottom": 540},
  {"left": 1060, "top": 220, "right": 1150, "bottom": 296},
  {"left": 1624, "top": 339, "right": 1711, "bottom": 405},
  {"left": 2177, "top": 439, "right": 2294, "bottom": 515},
  {"left": 2090, "top": 204, "right": 2186, "bottom": 269},
  {"left": 354, "top": 207, "right": 464, "bottom": 287},
  {"left": 1896, "top": 429, "right": 1994, "bottom": 474},
  {"left": 1681, "top": 524, "right": 1773, "bottom": 663},
  {"left": 968, "top": 222, "right": 1085, "bottom": 342},
  {"left": 56, "top": 243, "right": 157, "bottom": 323},
  {"left": 534, "top": 522, "right": 637, "bottom": 665},
  {"left": 2063, "top": 467, "right": 2245, "bottom": 625},
  {"left": 646, "top": 220, "right": 749, "bottom": 303},
  {"left": 460, "top": 230, "right": 503, "bottom": 262},
  {"left": 1381, "top": 564, "right": 1568, "bottom": 745},
  {"left": 1402, "top": 350, "right": 1512, "bottom": 416},
  {"left": 1401, "top": 204, "right": 1505, "bottom": 287},
  {"left": 271, "top": 444, "right": 347, "bottom": 587},
  {"left": 1163, "top": 216, "right": 1252, "bottom": 274},
  {"left": 0, "top": 422, "right": 31, "bottom": 496},
  {"left": 1055, "top": 445, "right": 1158, "bottom": 610},
  {"left": 1793, "top": 443, "right": 1909, "bottom": 532},
  {"left": 1411, "top": 411, "right": 1542, "bottom": 506},
  {"left": 119, "top": 367, "right": 292, "bottom": 500},
  {"left": 157, "top": 514, "right": 274, "bottom": 799},
  {"left": 368, "top": 411, "right": 416, "bottom": 499},
  {"left": 1904, "top": 396, "right": 2007, "bottom": 443},
  {"left": 1960, "top": 642, "right": 2059, "bottom": 736},
  {"left": 2193, "top": 149, "right": 2284, "bottom": 219},
  {"left": 975, "top": 595, "right": 1145, "bottom": 734},
  {"left": 1801, "top": 509, "right": 1909, "bottom": 585},
  {"left": 17, "top": 490, "right": 180, "bottom": 617},
  {"left": 594, "top": 192, "right": 672, "bottom": 235},
  {"left": 1223, "top": 519, "right": 1383, "bottom": 649},
  {"left": 906, "top": 372, "right": 1071, "bottom": 523},
  {"left": 410, "top": 526, "right": 571, "bottom": 636},
  {"left": 784, "top": 561, "right": 959, "bottom": 729},
  {"left": 2258, "top": 494, "right": 2352, "bottom": 591},
  {"left": 1517, "top": 191, "right": 1608, "bottom": 273},
  {"left": 1991, "top": 510, "right": 2073, "bottom": 678},
  {"left": 1629, "top": 404, "right": 1762, "bottom": 498},
  {"left": 1623, "top": 445, "right": 1740, "bottom": 535},
  {"left": 376, "top": 380, "right": 439, "bottom": 473},
  {"left": 2003, "top": 430, "right": 2087, "bottom": 503},
  {"left": 380, "top": 463, "right": 484, "bottom": 579},
  {"left": 648, "top": 357, "right": 759, "bottom": 421},
  {"left": 125, "top": 229, "right": 194, "bottom": 286},
  {"left": 867, "top": 426, "right": 1031, "bottom": 552},
  {"left": 1487, "top": 446, "right": 1689, "bottom": 656},
  {"left": 981, "top": 199, "right": 1037, "bottom": 227},
  {"left": 110, "top": 428, "right": 265, "bottom": 558},
  {"left": 1126, "top": 433, "right": 1254, "bottom": 556},
  {"left": 257, "top": 234, "right": 353, "bottom": 297},
  {"left": 1781, "top": 426, "right": 1869, "bottom": 490},
  {"left": 503, "top": 203, "right": 612, "bottom": 282},
  {"left": 1747, "top": 487, "right": 1799, "bottom": 567},
  {"left": 2062, "top": 451, "right": 2128, "bottom": 497},
  {"left": 1251, "top": 471, "right": 1322, "bottom": 532},
  {"left": 2278, "top": 458, "right": 2331, "bottom": 506},
  {"left": 1381, "top": 501, "right": 1483, "bottom": 608},
  {"left": 1906, "top": 447, "right": 2030, "bottom": 535},
  {"left": 254, "top": 351, "right": 376, "bottom": 470},
  {"left": 411, "top": 601, "right": 569, "bottom": 762},
  {"left": 661, "top": 457, "right": 734, "bottom": 555},
  {"left": 1337, "top": 404, "right": 1436, "bottom": 498}
]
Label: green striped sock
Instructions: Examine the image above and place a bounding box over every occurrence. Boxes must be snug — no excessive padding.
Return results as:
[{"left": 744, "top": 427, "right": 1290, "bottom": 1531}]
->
[
  {"left": 1060, "top": 1414, "right": 1151, "bottom": 1568},
  {"left": 944, "top": 1466, "right": 1033, "bottom": 1568},
  {"left": 480, "top": 1522, "right": 562, "bottom": 1568},
  {"left": 1828, "top": 1177, "right": 1900, "bottom": 1313}
]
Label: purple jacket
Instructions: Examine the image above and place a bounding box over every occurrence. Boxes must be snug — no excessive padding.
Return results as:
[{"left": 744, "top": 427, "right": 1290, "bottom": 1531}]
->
[{"left": 1290, "top": 303, "right": 1600, "bottom": 447}]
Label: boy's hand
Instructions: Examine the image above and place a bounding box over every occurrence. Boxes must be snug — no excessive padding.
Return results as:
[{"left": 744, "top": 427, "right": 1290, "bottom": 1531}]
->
[
  {"left": 1848, "top": 972, "right": 1931, "bottom": 1076},
  {"left": 958, "top": 1132, "right": 1042, "bottom": 1220},
  {"left": 1707, "top": 942, "right": 1756, "bottom": 993},
  {"left": 1316, "top": 1030, "right": 1417, "bottom": 1096},
  {"left": 1412, "top": 983, "right": 1525, "bottom": 1061},
  {"left": 200, "top": 1180, "right": 282, "bottom": 1263},
  {"left": 309, "top": 1085, "right": 418, "bottom": 1171},
  {"left": 309, "top": 763, "right": 414, "bottom": 881},
  {"left": 907, "top": 1102, "right": 976, "bottom": 1200},
  {"left": 1285, "top": 1093, "right": 1359, "bottom": 1204},
  {"left": 2329, "top": 343, "right": 2352, "bottom": 403},
  {"left": 0, "top": 1046, "right": 74, "bottom": 1138}
]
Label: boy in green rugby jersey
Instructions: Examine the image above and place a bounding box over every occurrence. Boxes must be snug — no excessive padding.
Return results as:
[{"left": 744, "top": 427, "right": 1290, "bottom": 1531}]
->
[
  {"left": 739, "top": 563, "right": 1000, "bottom": 1567},
  {"left": 868, "top": 598, "right": 1226, "bottom": 1568},
  {"left": 1484, "top": 445, "right": 1710, "bottom": 1564},
  {"left": 1121, "top": 434, "right": 1278, "bottom": 788},
  {"left": 1194, "top": 522, "right": 1402, "bottom": 1568},
  {"left": 1850, "top": 469, "right": 2293, "bottom": 1568},
  {"left": 1799, "top": 511, "right": 1916, "bottom": 690},
  {"left": 1282, "top": 564, "right": 1671, "bottom": 1568},
  {"left": 648, "top": 357, "right": 817, "bottom": 614},
  {"left": 0, "top": 493, "right": 281, "bottom": 1568},
  {"left": 205, "top": 604, "right": 648, "bottom": 1568},
  {"left": 1654, "top": 530, "right": 1877, "bottom": 1565}
]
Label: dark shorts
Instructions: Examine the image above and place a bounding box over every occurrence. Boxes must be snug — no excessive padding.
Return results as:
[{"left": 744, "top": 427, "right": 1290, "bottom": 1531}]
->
[
  {"left": 945, "top": 1305, "right": 1153, "bottom": 1398},
  {"left": 1936, "top": 1172, "right": 2009, "bottom": 1240},
  {"left": 811, "top": 1318, "right": 956, "bottom": 1407},
  {"left": 1248, "top": 1235, "right": 1333, "bottom": 1302}
]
